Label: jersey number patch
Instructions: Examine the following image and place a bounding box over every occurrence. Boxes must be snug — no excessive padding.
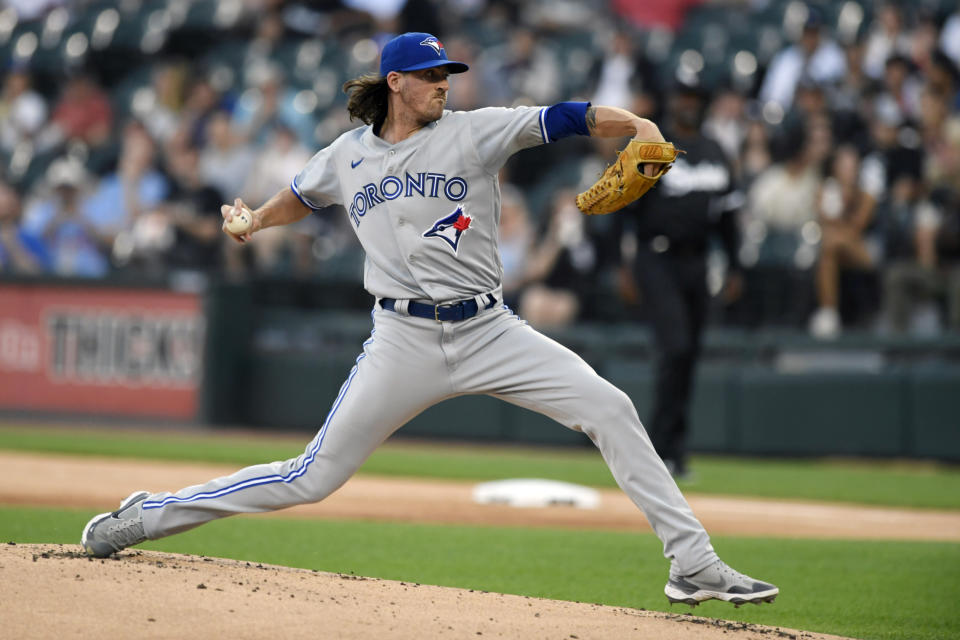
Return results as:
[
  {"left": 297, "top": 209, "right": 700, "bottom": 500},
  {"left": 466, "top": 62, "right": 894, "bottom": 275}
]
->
[{"left": 422, "top": 207, "right": 472, "bottom": 255}]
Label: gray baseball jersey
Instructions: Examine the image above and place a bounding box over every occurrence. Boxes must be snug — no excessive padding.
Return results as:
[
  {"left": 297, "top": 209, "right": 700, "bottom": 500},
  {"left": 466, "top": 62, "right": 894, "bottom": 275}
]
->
[
  {"left": 290, "top": 107, "right": 545, "bottom": 302},
  {"left": 138, "top": 106, "right": 719, "bottom": 579}
]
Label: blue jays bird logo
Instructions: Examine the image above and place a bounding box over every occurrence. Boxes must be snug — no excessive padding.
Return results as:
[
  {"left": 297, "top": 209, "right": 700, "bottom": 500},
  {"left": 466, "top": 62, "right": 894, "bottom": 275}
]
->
[
  {"left": 423, "top": 207, "right": 472, "bottom": 254},
  {"left": 420, "top": 36, "right": 444, "bottom": 56}
]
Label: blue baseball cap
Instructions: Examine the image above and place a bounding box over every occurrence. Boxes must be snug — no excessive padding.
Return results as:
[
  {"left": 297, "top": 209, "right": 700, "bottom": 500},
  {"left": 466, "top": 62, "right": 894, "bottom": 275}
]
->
[{"left": 379, "top": 32, "right": 469, "bottom": 76}]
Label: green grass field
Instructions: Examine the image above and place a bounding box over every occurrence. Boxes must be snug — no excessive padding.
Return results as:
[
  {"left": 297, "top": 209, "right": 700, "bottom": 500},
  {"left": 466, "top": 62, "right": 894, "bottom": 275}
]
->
[
  {"left": 3, "top": 505, "right": 958, "bottom": 640},
  {"left": 2, "top": 423, "right": 959, "bottom": 639},
  {"left": 1, "top": 424, "right": 959, "bottom": 509}
]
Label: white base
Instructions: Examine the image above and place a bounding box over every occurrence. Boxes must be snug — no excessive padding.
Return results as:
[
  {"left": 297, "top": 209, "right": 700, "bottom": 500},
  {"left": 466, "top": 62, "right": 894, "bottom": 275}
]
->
[{"left": 472, "top": 478, "right": 600, "bottom": 509}]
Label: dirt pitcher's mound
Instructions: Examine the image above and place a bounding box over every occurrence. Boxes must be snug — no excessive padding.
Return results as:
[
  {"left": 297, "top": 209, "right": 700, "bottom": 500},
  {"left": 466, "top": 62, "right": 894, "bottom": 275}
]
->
[{"left": 1, "top": 544, "right": 851, "bottom": 640}]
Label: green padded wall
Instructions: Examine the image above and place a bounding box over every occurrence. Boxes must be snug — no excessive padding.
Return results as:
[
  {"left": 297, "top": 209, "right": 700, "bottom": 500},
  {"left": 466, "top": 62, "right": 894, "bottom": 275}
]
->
[
  {"left": 908, "top": 364, "right": 960, "bottom": 459},
  {"left": 735, "top": 369, "right": 907, "bottom": 456}
]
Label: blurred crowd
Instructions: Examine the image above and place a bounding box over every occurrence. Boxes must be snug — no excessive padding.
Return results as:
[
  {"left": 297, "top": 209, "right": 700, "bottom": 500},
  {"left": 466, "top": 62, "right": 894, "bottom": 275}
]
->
[{"left": 0, "top": 0, "right": 959, "bottom": 337}]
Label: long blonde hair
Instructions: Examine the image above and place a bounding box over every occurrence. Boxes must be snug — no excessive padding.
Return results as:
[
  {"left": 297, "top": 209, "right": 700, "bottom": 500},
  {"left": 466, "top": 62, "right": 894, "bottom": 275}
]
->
[{"left": 343, "top": 74, "right": 389, "bottom": 128}]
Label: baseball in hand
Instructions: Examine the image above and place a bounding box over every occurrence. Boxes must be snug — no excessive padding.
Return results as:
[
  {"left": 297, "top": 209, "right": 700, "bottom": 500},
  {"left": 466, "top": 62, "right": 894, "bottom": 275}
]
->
[{"left": 225, "top": 207, "right": 252, "bottom": 235}]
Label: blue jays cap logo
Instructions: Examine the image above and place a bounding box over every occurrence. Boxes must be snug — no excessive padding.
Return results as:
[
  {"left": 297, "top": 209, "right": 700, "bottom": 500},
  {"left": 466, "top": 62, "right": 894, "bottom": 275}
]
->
[
  {"left": 423, "top": 207, "right": 472, "bottom": 254},
  {"left": 379, "top": 32, "right": 469, "bottom": 76},
  {"left": 420, "top": 36, "right": 444, "bottom": 56}
]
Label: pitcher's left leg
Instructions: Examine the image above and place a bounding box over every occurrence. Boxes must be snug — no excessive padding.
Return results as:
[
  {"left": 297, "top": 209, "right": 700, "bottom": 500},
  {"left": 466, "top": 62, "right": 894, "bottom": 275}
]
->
[
  {"left": 455, "top": 310, "right": 777, "bottom": 605},
  {"left": 454, "top": 310, "right": 716, "bottom": 577}
]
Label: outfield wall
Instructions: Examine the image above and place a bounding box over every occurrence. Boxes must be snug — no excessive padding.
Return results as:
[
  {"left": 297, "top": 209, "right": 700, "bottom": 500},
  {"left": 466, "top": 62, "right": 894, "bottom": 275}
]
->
[
  {"left": 2, "top": 278, "right": 958, "bottom": 460},
  {"left": 201, "top": 282, "right": 960, "bottom": 461},
  {"left": 233, "top": 316, "right": 960, "bottom": 461}
]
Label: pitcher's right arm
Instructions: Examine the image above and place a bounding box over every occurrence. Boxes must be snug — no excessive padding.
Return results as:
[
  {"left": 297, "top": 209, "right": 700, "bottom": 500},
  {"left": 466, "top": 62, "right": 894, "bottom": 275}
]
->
[{"left": 221, "top": 187, "right": 312, "bottom": 243}]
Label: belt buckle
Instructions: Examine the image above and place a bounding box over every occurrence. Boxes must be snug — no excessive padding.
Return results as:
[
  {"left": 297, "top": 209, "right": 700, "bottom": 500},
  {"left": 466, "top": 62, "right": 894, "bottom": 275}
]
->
[{"left": 435, "top": 301, "right": 467, "bottom": 322}]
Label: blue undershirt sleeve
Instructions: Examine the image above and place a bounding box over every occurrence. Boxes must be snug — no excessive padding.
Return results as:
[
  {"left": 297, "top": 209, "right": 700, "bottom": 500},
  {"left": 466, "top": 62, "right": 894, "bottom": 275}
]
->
[{"left": 542, "top": 101, "right": 591, "bottom": 143}]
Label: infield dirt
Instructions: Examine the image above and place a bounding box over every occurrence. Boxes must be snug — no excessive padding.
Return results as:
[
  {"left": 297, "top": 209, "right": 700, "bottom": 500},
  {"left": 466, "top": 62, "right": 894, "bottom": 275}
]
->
[
  {"left": 1, "top": 451, "right": 958, "bottom": 541},
  {"left": 3, "top": 450, "right": 950, "bottom": 639},
  {"left": 0, "top": 544, "right": 854, "bottom": 640}
]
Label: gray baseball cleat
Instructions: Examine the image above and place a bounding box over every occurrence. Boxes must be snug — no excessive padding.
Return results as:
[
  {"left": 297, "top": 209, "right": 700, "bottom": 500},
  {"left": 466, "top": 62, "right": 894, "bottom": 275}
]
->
[
  {"left": 81, "top": 490, "right": 150, "bottom": 558},
  {"left": 665, "top": 559, "right": 778, "bottom": 607}
]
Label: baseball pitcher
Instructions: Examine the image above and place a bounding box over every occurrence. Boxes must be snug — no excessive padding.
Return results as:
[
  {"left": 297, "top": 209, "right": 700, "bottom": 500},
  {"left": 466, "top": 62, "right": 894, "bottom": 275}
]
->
[{"left": 82, "top": 32, "right": 777, "bottom": 608}]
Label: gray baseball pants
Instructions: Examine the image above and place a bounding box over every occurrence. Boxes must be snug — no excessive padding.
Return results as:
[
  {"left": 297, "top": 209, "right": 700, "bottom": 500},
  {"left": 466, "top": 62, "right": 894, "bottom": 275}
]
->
[{"left": 141, "top": 305, "right": 718, "bottom": 577}]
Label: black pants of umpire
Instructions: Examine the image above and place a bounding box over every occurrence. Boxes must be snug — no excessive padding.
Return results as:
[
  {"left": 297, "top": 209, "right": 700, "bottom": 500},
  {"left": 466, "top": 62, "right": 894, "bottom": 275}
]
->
[{"left": 633, "top": 244, "right": 708, "bottom": 475}]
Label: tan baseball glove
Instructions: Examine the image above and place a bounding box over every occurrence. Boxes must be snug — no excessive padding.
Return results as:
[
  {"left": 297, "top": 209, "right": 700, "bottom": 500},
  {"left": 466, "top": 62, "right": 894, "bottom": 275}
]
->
[{"left": 575, "top": 140, "right": 682, "bottom": 215}]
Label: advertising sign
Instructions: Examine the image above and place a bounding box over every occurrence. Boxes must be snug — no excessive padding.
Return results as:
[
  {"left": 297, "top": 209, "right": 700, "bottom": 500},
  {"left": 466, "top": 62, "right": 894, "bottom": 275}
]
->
[{"left": 0, "top": 284, "right": 204, "bottom": 419}]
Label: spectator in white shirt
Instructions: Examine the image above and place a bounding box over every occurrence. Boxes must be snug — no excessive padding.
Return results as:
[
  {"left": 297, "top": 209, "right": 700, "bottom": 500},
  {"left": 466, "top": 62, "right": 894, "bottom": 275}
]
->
[
  {"left": 0, "top": 67, "right": 47, "bottom": 152},
  {"left": 759, "top": 8, "right": 846, "bottom": 111}
]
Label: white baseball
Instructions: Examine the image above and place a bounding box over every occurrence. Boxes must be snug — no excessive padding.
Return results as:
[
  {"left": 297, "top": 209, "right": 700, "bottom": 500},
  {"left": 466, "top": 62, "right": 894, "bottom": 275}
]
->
[{"left": 225, "top": 209, "right": 252, "bottom": 234}]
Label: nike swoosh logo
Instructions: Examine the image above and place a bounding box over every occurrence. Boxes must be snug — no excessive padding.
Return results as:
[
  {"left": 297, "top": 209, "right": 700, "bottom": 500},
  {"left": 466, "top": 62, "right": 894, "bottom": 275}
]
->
[{"left": 351, "top": 158, "right": 364, "bottom": 168}]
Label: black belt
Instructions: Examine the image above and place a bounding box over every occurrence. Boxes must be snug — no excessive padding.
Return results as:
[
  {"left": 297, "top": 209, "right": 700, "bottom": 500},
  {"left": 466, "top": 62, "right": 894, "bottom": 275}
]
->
[{"left": 380, "top": 294, "right": 497, "bottom": 322}]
